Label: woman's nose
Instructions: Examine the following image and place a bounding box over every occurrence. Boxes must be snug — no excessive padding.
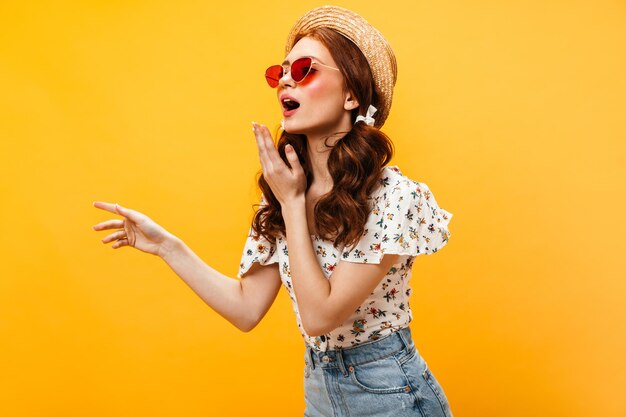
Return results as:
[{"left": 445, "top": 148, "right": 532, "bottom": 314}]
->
[{"left": 278, "top": 70, "right": 295, "bottom": 88}]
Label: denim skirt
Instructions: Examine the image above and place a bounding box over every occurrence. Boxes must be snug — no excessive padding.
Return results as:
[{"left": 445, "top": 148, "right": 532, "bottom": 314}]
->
[{"left": 303, "top": 327, "right": 453, "bottom": 417}]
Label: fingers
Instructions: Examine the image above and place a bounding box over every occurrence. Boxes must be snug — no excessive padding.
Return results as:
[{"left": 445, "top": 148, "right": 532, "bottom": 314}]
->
[
  {"left": 285, "top": 144, "right": 304, "bottom": 175},
  {"left": 92, "top": 202, "right": 142, "bottom": 250},
  {"left": 92, "top": 201, "right": 143, "bottom": 223},
  {"left": 252, "top": 122, "right": 291, "bottom": 172},
  {"left": 260, "top": 124, "right": 284, "bottom": 168},
  {"left": 114, "top": 203, "right": 142, "bottom": 223},
  {"left": 92, "top": 219, "right": 124, "bottom": 231},
  {"left": 112, "top": 237, "right": 129, "bottom": 249},
  {"left": 101, "top": 229, "right": 127, "bottom": 244},
  {"left": 93, "top": 201, "right": 119, "bottom": 214},
  {"left": 252, "top": 122, "right": 272, "bottom": 172}
]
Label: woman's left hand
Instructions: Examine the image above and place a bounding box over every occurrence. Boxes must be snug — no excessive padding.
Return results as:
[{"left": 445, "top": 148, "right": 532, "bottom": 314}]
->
[{"left": 252, "top": 122, "right": 306, "bottom": 207}]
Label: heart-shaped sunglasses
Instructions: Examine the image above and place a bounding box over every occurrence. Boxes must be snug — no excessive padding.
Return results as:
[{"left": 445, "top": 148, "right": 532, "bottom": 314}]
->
[{"left": 265, "top": 57, "right": 340, "bottom": 88}]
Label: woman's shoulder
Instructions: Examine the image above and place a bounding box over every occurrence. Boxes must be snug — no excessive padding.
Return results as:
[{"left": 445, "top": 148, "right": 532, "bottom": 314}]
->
[
  {"left": 339, "top": 165, "right": 453, "bottom": 261},
  {"left": 373, "top": 165, "right": 430, "bottom": 199}
]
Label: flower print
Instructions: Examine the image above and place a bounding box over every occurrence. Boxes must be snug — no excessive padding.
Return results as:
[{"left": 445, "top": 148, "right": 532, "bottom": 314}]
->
[
  {"left": 384, "top": 288, "right": 399, "bottom": 302},
  {"left": 368, "top": 330, "right": 383, "bottom": 341},
  {"left": 380, "top": 321, "right": 393, "bottom": 330},
  {"left": 351, "top": 319, "right": 367, "bottom": 337},
  {"left": 241, "top": 166, "right": 451, "bottom": 352},
  {"left": 367, "top": 307, "right": 387, "bottom": 319},
  {"left": 283, "top": 262, "right": 293, "bottom": 277},
  {"left": 392, "top": 234, "right": 409, "bottom": 250}
]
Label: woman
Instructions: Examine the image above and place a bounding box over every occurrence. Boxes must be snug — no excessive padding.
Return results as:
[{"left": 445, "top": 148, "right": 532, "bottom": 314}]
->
[{"left": 93, "top": 6, "right": 454, "bottom": 417}]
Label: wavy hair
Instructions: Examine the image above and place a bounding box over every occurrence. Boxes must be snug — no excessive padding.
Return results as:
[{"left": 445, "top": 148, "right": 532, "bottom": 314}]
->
[{"left": 251, "top": 27, "right": 394, "bottom": 249}]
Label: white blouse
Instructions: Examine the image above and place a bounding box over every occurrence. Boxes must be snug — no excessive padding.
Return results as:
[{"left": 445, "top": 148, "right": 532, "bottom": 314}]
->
[{"left": 237, "top": 165, "right": 453, "bottom": 352}]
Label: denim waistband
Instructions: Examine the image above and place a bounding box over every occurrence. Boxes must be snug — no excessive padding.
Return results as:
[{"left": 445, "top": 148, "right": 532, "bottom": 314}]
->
[{"left": 304, "top": 327, "right": 415, "bottom": 374}]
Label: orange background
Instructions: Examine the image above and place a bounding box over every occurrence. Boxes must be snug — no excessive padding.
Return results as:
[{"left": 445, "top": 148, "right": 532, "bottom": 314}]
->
[{"left": 1, "top": 1, "right": 624, "bottom": 416}]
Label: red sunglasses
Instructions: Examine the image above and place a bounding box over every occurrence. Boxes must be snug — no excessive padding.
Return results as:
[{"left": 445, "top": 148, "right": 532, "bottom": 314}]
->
[{"left": 265, "top": 57, "right": 340, "bottom": 88}]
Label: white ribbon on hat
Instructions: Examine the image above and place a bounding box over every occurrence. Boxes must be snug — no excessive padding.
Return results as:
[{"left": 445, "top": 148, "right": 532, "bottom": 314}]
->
[{"left": 354, "top": 105, "right": 377, "bottom": 126}]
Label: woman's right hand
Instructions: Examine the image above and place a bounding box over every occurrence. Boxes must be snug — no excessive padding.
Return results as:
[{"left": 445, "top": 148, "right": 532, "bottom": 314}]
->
[{"left": 92, "top": 201, "right": 178, "bottom": 257}]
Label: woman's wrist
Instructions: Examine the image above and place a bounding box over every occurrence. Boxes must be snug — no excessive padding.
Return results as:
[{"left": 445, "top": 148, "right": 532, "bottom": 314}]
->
[
  {"left": 158, "top": 233, "right": 184, "bottom": 261},
  {"left": 282, "top": 194, "right": 306, "bottom": 211}
]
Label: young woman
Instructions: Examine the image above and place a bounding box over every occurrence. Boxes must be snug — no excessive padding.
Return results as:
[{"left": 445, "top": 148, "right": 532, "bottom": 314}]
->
[{"left": 93, "top": 6, "right": 454, "bottom": 417}]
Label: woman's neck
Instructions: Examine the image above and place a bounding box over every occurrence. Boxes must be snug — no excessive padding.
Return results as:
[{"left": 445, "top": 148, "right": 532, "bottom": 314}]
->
[
  {"left": 303, "top": 116, "right": 353, "bottom": 193},
  {"left": 305, "top": 131, "right": 343, "bottom": 192}
]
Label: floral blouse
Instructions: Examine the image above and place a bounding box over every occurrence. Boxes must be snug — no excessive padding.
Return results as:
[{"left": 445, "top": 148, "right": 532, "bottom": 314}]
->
[{"left": 237, "top": 165, "right": 453, "bottom": 352}]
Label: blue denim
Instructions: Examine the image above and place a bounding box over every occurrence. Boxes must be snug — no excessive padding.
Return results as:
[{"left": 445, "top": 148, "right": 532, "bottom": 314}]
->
[{"left": 303, "top": 327, "right": 454, "bottom": 417}]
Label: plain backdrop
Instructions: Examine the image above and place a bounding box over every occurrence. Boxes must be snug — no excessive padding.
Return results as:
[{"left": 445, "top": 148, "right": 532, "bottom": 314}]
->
[{"left": 1, "top": 0, "right": 624, "bottom": 416}]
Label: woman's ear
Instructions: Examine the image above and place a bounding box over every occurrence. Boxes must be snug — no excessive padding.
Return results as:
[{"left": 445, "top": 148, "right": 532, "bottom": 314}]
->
[{"left": 343, "top": 92, "right": 360, "bottom": 111}]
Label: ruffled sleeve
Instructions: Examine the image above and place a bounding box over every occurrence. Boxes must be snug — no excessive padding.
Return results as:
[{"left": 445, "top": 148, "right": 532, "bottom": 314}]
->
[
  {"left": 340, "top": 177, "right": 453, "bottom": 264},
  {"left": 237, "top": 194, "right": 280, "bottom": 278}
]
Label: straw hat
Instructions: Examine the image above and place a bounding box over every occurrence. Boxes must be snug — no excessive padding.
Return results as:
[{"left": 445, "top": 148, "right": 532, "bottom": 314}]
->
[{"left": 285, "top": 5, "right": 397, "bottom": 129}]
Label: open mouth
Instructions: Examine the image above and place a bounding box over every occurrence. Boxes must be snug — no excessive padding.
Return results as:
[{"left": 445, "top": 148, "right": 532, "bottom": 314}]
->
[{"left": 282, "top": 98, "right": 301, "bottom": 111}]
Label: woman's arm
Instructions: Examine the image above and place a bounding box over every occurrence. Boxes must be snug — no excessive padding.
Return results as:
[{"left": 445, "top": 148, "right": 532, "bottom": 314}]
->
[
  {"left": 250, "top": 124, "right": 399, "bottom": 337},
  {"left": 282, "top": 199, "right": 399, "bottom": 337},
  {"left": 160, "top": 236, "right": 282, "bottom": 332},
  {"left": 93, "top": 201, "right": 281, "bottom": 332}
]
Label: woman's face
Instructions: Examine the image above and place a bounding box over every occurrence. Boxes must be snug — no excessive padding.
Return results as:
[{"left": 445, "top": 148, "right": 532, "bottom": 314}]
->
[{"left": 277, "top": 37, "right": 357, "bottom": 137}]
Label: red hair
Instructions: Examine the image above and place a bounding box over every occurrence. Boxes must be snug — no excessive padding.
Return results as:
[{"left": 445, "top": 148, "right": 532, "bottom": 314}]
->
[{"left": 251, "top": 27, "right": 394, "bottom": 249}]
